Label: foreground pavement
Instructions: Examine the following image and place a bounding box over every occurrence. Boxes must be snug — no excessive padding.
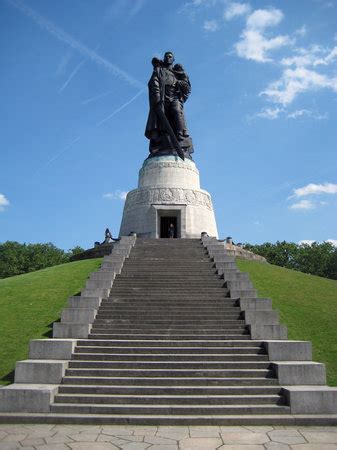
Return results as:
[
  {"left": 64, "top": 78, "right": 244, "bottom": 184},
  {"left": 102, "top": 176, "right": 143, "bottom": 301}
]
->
[{"left": 0, "top": 424, "right": 337, "bottom": 449}]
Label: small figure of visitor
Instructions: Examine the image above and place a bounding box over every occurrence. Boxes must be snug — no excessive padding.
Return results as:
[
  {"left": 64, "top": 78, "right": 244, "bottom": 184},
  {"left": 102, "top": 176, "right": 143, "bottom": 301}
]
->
[{"left": 169, "top": 223, "right": 175, "bottom": 238}]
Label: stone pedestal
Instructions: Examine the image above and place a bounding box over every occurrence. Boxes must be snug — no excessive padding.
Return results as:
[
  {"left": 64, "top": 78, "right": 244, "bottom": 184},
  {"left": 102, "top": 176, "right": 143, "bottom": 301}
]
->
[{"left": 119, "top": 156, "right": 218, "bottom": 238}]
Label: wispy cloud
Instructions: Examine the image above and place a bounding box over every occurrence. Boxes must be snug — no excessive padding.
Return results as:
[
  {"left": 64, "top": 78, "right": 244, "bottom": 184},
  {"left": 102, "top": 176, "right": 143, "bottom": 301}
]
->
[
  {"left": 82, "top": 90, "right": 115, "bottom": 106},
  {"left": 36, "top": 135, "right": 81, "bottom": 173},
  {"left": 252, "top": 106, "right": 284, "bottom": 120},
  {"left": 291, "top": 182, "right": 337, "bottom": 198},
  {"left": 251, "top": 106, "right": 328, "bottom": 121},
  {"left": 4, "top": 0, "right": 144, "bottom": 89},
  {"left": 55, "top": 50, "right": 72, "bottom": 76},
  {"left": 224, "top": 2, "right": 251, "bottom": 21},
  {"left": 234, "top": 8, "right": 290, "bottom": 62},
  {"left": 105, "top": 0, "right": 147, "bottom": 21},
  {"left": 96, "top": 88, "right": 145, "bottom": 127},
  {"left": 286, "top": 109, "right": 328, "bottom": 120},
  {"left": 299, "top": 239, "right": 337, "bottom": 247},
  {"left": 288, "top": 182, "right": 337, "bottom": 211},
  {"left": 261, "top": 66, "right": 337, "bottom": 105},
  {"left": 0, "top": 194, "right": 10, "bottom": 212},
  {"left": 103, "top": 190, "right": 128, "bottom": 201},
  {"left": 203, "top": 20, "right": 219, "bottom": 32},
  {"left": 58, "top": 58, "right": 86, "bottom": 94},
  {"left": 289, "top": 199, "right": 316, "bottom": 210}
]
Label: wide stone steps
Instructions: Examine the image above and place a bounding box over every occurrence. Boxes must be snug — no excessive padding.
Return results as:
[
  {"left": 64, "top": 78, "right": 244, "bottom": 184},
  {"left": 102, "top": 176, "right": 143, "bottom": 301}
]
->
[
  {"left": 50, "top": 403, "right": 289, "bottom": 415},
  {"left": 58, "top": 385, "right": 281, "bottom": 396},
  {"left": 92, "top": 319, "right": 245, "bottom": 325},
  {"left": 89, "top": 333, "right": 250, "bottom": 340},
  {"left": 61, "top": 376, "right": 279, "bottom": 386},
  {"left": 71, "top": 353, "right": 269, "bottom": 361},
  {"left": 74, "top": 346, "right": 265, "bottom": 354},
  {"left": 48, "top": 239, "right": 292, "bottom": 422},
  {"left": 64, "top": 368, "right": 273, "bottom": 378},
  {"left": 54, "top": 393, "right": 283, "bottom": 406},
  {"left": 79, "top": 339, "right": 259, "bottom": 347},
  {"left": 67, "top": 360, "right": 271, "bottom": 370}
]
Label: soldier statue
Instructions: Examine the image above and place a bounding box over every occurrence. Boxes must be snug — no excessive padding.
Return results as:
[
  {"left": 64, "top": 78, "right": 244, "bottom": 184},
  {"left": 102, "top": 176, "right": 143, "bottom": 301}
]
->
[{"left": 145, "top": 51, "right": 194, "bottom": 160}]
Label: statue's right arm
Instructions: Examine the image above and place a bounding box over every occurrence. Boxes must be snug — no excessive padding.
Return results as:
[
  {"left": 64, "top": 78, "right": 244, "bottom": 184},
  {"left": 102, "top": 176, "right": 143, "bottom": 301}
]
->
[{"left": 149, "top": 71, "right": 161, "bottom": 105}]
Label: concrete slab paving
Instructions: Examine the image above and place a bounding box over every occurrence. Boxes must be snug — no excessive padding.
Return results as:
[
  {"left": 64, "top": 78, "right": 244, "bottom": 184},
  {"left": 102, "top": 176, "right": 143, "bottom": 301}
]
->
[
  {"left": 218, "top": 445, "right": 264, "bottom": 450},
  {"left": 0, "top": 424, "right": 336, "bottom": 448},
  {"left": 179, "top": 437, "right": 223, "bottom": 449},
  {"left": 220, "top": 432, "right": 270, "bottom": 444}
]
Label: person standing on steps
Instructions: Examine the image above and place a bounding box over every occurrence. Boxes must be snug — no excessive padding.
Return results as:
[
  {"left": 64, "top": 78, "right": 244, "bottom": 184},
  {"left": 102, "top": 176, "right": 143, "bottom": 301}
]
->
[{"left": 169, "top": 223, "right": 175, "bottom": 238}]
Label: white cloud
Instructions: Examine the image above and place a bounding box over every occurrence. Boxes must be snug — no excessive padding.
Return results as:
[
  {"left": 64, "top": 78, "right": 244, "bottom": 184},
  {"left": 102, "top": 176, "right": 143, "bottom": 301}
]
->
[
  {"left": 203, "top": 20, "right": 219, "bottom": 31},
  {"left": 254, "top": 106, "right": 284, "bottom": 119},
  {"left": 291, "top": 182, "right": 337, "bottom": 198},
  {"left": 289, "top": 199, "right": 316, "bottom": 210},
  {"left": 0, "top": 194, "right": 10, "bottom": 212},
  {"left": 261, "top": 66, "right": 337, "bottom": 105},
  {"left": 299, "top": 239, "right": 337, "bottom": 247},
  {"left": 246, "top": 8, "right": 283, "bottom": 30},
  {"left": 224, "top": 2, "right": 251, "bottom": 21},
  {"left": 281, "top": 45, "right": 337, "bottom": 68},
  {"left": 234, "top": 8, "right": 290, "bottom": 62},
  {"left": 103, "top": 190, "right": 128, "bottom": 201},
  {"left": 298, "top": 239, "right": 315, "bottom": 246},
  {"left": 294, "top": 25, "right": 307, "bottom": 37},
  {"left": 286, "top": 109, "right": 328, "bottom": 120}
]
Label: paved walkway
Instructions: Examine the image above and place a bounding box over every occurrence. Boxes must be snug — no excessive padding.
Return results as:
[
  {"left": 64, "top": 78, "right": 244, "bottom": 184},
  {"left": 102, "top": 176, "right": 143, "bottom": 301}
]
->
[{"left": 0, "top": 424, "right": 337, "bottom": 450}]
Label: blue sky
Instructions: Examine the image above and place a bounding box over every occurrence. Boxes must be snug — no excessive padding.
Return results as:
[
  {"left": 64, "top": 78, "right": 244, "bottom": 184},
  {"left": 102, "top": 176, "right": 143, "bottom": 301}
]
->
[{"left": 1, "top": 0, "right": 336, "bottom": 250}]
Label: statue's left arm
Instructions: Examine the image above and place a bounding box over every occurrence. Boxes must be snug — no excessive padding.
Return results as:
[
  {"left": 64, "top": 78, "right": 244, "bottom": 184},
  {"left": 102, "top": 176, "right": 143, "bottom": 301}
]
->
[{"left": 174, "top": 64, "right": 191, "bottom": 102}]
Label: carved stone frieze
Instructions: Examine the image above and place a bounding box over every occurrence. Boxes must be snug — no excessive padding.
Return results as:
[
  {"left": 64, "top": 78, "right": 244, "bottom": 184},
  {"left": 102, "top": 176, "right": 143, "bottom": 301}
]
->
[{"left": 125, "top": 187, "right": 213, "bottom": 210}]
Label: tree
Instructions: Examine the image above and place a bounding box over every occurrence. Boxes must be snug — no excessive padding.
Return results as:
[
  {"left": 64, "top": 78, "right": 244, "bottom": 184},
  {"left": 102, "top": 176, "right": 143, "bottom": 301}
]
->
[
  {"left": 244, "top": 241, "right": 337, "bottom": 280},
  {"left": 0, "top": 241, "right": 69, "bottom": 279}
]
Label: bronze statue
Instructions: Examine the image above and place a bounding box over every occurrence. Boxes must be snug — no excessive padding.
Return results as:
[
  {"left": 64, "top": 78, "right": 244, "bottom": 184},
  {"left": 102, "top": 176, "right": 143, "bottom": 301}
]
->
[{"left": 145, "top": 51, "right": 194, "bottom": 160}]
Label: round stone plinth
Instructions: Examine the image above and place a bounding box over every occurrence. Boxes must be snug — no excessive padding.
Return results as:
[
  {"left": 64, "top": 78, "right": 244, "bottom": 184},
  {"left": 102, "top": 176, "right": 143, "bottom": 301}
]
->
[
  {"left": 119, "top": 156, "right": 218, "bottom": 239},
  {"left": 139, "top": 156, "right": 200, "bottom": 189}
]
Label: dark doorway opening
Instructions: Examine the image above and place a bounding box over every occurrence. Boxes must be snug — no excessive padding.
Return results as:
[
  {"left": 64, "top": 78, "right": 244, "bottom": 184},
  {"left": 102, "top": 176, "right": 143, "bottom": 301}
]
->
[{"left": 160, "top": 216, "right": 177, "bottom": 238}]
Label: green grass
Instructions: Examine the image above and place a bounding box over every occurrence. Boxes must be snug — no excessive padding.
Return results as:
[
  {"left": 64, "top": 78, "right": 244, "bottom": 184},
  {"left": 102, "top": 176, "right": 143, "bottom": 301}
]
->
[
  {"left": 237, "top": 258, "right": 337, "bottom": 386},
  {"left": 0, "top": 258, "right": 102, "bottom": 385}
]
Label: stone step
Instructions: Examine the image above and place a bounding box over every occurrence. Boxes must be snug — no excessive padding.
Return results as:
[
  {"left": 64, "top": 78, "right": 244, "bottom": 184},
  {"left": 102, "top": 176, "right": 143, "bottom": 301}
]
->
[
  {"left": 96, "top": 309, "right": 241, "bottom": 316},
  {"left": 79, "top": 339, "right": 262, "bottom": 347},
  {"left": 92, "top": 319, "right": 245, "bottom": 325},
  {"left": 89, "top": 333, "right": 250, "bottom": 340},
  {"left": 54, "top": 393, "right": 283, "bottom": 406},
  {"left": 58, "top": 385, "right": 281, "bottom": 396},
  {"left": 71, "top": 353, "right": 269, "bottom": 361},
  {"left": 96, "top": 307, "right": 242, "bottom": 313},
  {"left": 67, "top": 361, "right": 271, "bottom": 370},
  {"left": 50, "top": 403, "right": 289, "bottom": 415},
  {"left": 61, "top": 376, "right": 279, "bottom": 386},
  {"left": 93, "top": 316, "right": 242, "bottom": 322},
  {"left": 74, "top": 346, "right": 265, "bottom": 354},
  {"left": 64, "top": 368, "right": 273, "bottom": 378}
]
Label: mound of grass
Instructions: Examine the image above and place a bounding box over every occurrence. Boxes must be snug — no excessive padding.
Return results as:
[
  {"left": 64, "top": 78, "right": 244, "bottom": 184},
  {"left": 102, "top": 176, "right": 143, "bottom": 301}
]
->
[
  {"left": 237, "top": 258, "right": 337, "bottom": 386},
  {"left": 0, "top": 258, "right": 102, "bottom": 385}
]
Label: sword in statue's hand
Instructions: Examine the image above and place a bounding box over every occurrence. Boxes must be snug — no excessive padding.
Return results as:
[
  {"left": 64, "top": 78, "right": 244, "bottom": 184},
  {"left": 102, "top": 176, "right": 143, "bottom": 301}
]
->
[{"left": 155, "top": 103, "right": 185, "bottom": 161}]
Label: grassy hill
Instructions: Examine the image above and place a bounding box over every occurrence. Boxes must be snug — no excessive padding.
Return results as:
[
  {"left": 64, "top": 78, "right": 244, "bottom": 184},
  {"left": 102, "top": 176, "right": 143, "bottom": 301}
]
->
[
  {"left": 0, "top": 256, "right": 336, "bottom": 387},
  {"left": 0, "top": 258, "right": 102, "bottom": 385},
  {"left": 237, "top": 258, "right": 337, "bottom": 386}
]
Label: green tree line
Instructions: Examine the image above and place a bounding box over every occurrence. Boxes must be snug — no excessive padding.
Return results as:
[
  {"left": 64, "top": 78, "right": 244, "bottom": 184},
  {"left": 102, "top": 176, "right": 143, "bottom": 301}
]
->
[
  {"left": 244, "top": 241, "right": 337, "bottom": 280},
  {"left": 0, "top": 241, "right": 84, "bottom": 279}
]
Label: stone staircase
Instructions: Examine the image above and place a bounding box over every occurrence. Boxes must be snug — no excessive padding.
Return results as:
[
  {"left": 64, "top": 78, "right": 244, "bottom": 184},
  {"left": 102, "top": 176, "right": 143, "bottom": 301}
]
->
[
  {"left": 1, "top": 236, "right": 337, "bottom": 424},
  {"left": 50, "top": 238, "right": 290, "bottom": 419}
]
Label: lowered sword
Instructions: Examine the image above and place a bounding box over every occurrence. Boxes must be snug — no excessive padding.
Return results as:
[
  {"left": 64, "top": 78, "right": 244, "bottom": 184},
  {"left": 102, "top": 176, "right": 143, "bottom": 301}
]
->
[{"left": 155, "top": 104, "right": 185, "bottom": 161}]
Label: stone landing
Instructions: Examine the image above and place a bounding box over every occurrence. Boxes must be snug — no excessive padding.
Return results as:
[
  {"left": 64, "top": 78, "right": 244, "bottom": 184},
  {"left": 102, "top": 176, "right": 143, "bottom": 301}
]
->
[{"left": 119, "top": 156, "right": 218, "bottom": 238}]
